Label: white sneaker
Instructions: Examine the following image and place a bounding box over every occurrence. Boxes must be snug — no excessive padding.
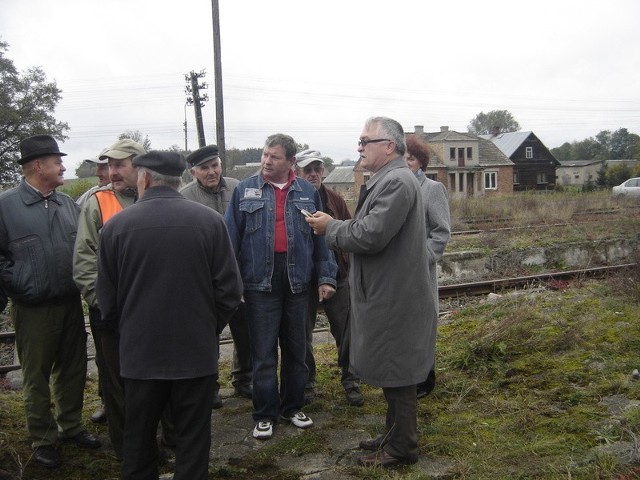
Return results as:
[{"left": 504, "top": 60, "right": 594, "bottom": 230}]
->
[
  {"left": 252, "top": 421, "right": 273, "bottom": 440},
  {"left": 281, "top": 411, "right": 313, "bottom": 429}
]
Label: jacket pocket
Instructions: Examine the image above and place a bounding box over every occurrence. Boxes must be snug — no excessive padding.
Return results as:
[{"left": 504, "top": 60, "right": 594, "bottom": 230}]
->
[
  {"left": 9, "top": 234, "right": 45, "bottom": 300},
  {"left": 292, "top": 201, "right": 316, "bottom": 233},
  {"left": 239, "top": 200, "right": 264, "bottom": 233}
]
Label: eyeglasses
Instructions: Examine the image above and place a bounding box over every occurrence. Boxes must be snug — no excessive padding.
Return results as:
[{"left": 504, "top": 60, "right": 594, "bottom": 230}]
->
[
  {"left": 303, "top": 166, "right": 324, "bottom": 174},
  {"left": 358, "top": 138, "right": 391, "bottom": 147}
]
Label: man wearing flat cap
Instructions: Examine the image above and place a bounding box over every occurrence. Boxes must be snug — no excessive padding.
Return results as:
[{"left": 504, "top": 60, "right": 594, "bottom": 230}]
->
[
  {"left": 76, "top": 151, "right": 110, "bottom": 207},
  {"left": 0, "top": 134, "right": 101, "bottom": 468},
  {"left": 97, "top": 151, "right": 243, "bottom": 480},
  {"left": 295, "top": 149, "right": 364, "bottom": 407},
  {"left": 73, "top": 137, "right": 146, "bottom": 459},
  {"left": 181, "top": 145, "right": 252, "bottom": 406}
]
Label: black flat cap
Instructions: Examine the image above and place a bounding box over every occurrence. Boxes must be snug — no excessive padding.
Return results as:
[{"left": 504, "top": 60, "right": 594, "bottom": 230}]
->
[
  {"left": 19, "top": 135, "right": 67, "bottom": 165},
  {"left": 133, "top": 151, "right": 186, "bottom": 177},
  {"left": 186, "top": 145, "right": 219, "bottom": 168}
]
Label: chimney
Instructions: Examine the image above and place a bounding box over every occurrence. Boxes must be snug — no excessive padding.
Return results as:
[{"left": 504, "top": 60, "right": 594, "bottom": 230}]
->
[
  {"left": 440, "top": 126, "right": 449, "bottom": 132},
  {"left": 414, "top": 125, "right": 424, "bottom": 134}
]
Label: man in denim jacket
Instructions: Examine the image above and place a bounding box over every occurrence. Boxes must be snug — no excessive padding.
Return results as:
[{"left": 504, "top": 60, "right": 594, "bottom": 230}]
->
[{"left": 225, "top": 133, "right": 337, "bottom": 440}]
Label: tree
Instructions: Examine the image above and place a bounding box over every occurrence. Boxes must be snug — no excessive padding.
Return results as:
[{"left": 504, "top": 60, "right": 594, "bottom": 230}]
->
[
  {"left": 118, "top": 130, "right": 151, "bottom": 152},
  {"left": 0, "top": 40, "right": 69, "bottom": 187},
  {"left": 467, "top": 110, "right": 520, "bottom": 135}
]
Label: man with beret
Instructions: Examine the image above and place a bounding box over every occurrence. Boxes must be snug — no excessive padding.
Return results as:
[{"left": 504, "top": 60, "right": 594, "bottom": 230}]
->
[
  {"left": 97, "top": 151, "right": 243, "bottom": 480},
  {"left": 181, "top": 145, "right": 252, "bottom": 406},
  {"left": 73, "top": 138, "right": 145, "bottom": 458},
  {"left": 0, "top": 134, "right": 101, "bottom": 469},
  {"left": 295, "top": 149, "right": 364, "bottom": 407}
]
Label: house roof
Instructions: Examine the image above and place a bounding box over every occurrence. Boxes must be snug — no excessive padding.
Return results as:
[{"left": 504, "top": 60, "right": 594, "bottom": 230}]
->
[
  {"left": 416, "top": 131, "right": 513, "bottom": 167},
  {"left": 479, "top": 131, "right": 533, "bottom": 158},
  {"left": 324, "top": 166, "right": 354, "bottom": 184},
  {"left": 228, "top": 165, "right": 260, "bottom": 180},
  {"left": 477, "top": 138, "right": 514, "bottom": 166},
  {"left": 558, "top": 160, "right": 603, "bottom": 167}
]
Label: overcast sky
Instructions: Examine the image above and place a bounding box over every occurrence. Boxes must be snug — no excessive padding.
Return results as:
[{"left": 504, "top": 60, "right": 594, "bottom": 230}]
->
[{"left": 2, "top": 0, "right": 639, "bottom": 177}]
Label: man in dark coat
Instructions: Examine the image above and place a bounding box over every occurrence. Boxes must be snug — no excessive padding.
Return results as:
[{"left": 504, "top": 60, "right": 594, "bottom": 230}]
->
[
  {"left": 0, "top": 135, "right": 101, "bottom": 469},
  {"left": 96, "top": 151, "right": 243, "bottom": 480},
  {"left": 306, "top": 117, "right": 434, "bottom": 467}
]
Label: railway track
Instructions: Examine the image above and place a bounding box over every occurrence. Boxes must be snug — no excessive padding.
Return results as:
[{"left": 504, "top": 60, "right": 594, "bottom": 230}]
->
[{"left": 1, "top": 263, "right": 635, "bottom": 375}]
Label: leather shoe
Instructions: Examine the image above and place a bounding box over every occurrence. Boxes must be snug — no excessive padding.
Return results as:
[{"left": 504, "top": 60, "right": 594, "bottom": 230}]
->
[
  {"left": 233, "top": 384, "right": 253, "bottom": 399},
  {"left": 90, "top": 405, "right": 107, "bottom": 424},
  {"left": 33, "top": 445, "right": 61, "bottom": 468},
  {"left": 358, "top": 449, "right": 414, "bottom": 467},
  {"left": 359, "top": 435, "right": 386, "bottom": 451},
  {"left": 63, "top": 430, "right": 102, "bottom": 449},
  {"left": 345, "top": 387, "right": 364, "bottom": 406},
  {"left": 212, "top": 392, "right": 223, "bottom": 409}
]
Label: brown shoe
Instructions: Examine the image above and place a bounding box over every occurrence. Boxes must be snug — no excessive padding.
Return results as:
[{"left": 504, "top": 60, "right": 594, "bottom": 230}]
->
[
  {"left": 359, "top": 435, "right": 386, "bottom": 451},
  {"left": 358, "top": 449, "right": 414, "bottom": 467}
]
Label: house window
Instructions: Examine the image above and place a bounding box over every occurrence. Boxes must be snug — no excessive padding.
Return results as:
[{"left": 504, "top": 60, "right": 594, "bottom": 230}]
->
[
  {"left": 426, "top": 173, "right": 437, "bottom": 181},
  {"left": 537, "top": 172, "right": 547, "bottom": 184},
  {"left": 466, "top": 147, "right": 472, "bottom": 160},
  {"left": 525, "top": 147, "right": 533, "bottom": 159},
  {"left": 513, "top": 171, "right": 519, "bottom": 184},
  {"left": 484, "top": 171, "right": 497, "bottom": 190},
  {"left": 449, "top": 148, "right": 455, "bottom": 160}
]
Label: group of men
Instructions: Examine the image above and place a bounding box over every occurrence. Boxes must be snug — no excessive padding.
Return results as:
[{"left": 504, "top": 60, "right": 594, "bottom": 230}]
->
[{"left": 0, "top": 115, "right": 451, "bottom": 477}]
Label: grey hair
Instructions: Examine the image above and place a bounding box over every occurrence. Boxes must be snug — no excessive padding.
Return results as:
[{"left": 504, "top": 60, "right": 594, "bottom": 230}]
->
[
  {"left": 137, "top": 167, "right": 182, "bottom": 189},
  {"left": 265, "top": 133, "right": 297, "bottom": 159},
  {"left": 365, "top": 117, "right": 406, "bottom": 156}
]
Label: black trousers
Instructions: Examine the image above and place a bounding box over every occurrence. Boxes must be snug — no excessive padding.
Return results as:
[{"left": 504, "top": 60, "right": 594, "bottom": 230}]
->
[
  {"left": 121, "top": 375, "right": 215, "bottom": 480},
  {"left": 382, "top": 384, "right": 419, "bottom": 462}
]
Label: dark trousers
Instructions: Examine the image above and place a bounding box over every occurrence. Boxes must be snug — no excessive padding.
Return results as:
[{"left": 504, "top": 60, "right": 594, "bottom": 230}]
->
[
  {"left": 12, "top": 297, "right": 87, "bottom": 447},
  {"left": 121, "top": 376, "right": 215, "bottom": 480},
  {"left": 244, "top": 253, "right": 309, "bottom": 422},
  {"left": 382, "top": 385, "right": 419, "bottom": 462},
  {"left": 100, "top": 329, "right": 176, "bottom": 459},
  {"left": 229, "top": 302, "right": 252, "bottom": 388},
  {"left": 88, "top": 306, "right": 106, "bottom": 403},
  {"left": 305, "top": 277, "right": 358, "bottom": 390}
]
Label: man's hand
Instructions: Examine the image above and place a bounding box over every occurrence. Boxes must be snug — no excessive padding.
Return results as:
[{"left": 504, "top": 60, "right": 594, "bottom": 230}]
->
[
  {"left": 318, "top": 283, "right": 336, "bottom": 302},
  {"left": 305, "top": 211, "right": 333, "bottom": 235}
]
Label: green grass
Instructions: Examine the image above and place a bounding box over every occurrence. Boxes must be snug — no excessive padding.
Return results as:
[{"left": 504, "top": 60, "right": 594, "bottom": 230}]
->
[{"left": 2, "top": 272, "right": 640, "bottom": 479}]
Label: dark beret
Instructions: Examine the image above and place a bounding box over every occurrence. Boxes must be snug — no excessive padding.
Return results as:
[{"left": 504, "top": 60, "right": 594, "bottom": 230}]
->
[
  {"left": 133, "top": 151, "right": 186, "bottom": 177},
  {"left": 19, "top": 134, "right": 67, "bottom": 165},
  {"left": 186, "top": 145, "right": 219, "bottom": 168}
]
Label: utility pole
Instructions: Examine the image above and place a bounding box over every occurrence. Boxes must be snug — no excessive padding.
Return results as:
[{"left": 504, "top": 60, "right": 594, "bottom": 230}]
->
[
  {"left": 211, "top": 0, "right": 227, "bottom": 174},
  {"left": 183, "top": 102, "right": 188, "bottom": 152},
  {"left": 185, "top": 70, "right": 209, "bottom": 148}
]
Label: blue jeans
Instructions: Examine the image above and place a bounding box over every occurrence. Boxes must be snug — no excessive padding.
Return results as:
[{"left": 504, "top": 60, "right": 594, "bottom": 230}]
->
[{"left": 244, "top": 253, "right": 309, "bottom": 422}]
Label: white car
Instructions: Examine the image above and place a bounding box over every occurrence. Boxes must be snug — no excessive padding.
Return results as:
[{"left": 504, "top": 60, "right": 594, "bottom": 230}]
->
[{"left": 612, "top": 177, "right": 640, "bottom": 197}]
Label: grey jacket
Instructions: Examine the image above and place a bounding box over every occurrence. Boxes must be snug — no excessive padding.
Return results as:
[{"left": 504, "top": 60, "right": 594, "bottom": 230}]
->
[
  {"left": 325, "top": 157, "right": 436, "bottom": 388},
  {"left": 180, "top": 177, "right": 239, "bottom": 214},
  {"left": 0, "top": 179, "right": 80, "bottom": 304}
]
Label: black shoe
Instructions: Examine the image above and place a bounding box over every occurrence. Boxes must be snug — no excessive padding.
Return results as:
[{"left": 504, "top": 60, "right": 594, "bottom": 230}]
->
[
  {"left": 212, "top": 392, "right": 223, "bottom": 409},
  {"left": 62, "top": 430, "right": 102, "bottom": 449},
  {"left": 233, "top": 384, "right": 253, "bottom": 399},
  {"left": 345, "top": 387, "right": 364, "bottom": 406},
  {"left": 90, "top": 405, "right": 107, "bottom": 424},
  {"left": 33, "top": 445, "right": 62, "bottom": 468}
]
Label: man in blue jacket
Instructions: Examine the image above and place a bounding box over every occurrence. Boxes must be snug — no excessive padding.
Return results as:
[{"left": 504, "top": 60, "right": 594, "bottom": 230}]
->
[
  {"left": 225, "top": 134, "right": 337, "bottom": 440},
  {"left": 0, "top": 135, "right": 101, "bottom": 469}
]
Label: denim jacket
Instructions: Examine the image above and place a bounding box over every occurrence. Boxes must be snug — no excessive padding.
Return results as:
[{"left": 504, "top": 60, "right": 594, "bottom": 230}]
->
[{"left": 225, "top": 173, "right": 337, "bottom": 293}]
